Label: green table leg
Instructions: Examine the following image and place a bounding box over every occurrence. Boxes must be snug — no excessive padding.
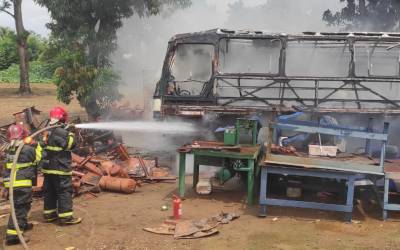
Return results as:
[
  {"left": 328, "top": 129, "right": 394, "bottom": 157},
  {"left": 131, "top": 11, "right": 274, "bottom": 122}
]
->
[
  {"left": 179, "top": 152, "right": 186, "bottom": 197},
  {"left": 247, "top": 159, "right": 255, "bottom": 205},
  {"left": 193, "top": 155, "right": 200, "bottom": 189}
]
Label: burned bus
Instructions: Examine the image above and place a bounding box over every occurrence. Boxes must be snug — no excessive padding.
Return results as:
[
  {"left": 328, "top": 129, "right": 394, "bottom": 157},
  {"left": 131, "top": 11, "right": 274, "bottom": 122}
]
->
[{"left": 153, "top": 28, "right": 400, "bottom": 121}]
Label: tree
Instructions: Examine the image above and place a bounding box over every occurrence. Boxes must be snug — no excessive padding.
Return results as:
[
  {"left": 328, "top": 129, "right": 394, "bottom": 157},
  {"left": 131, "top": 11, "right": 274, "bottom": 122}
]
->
[
  {"left": 0, "top": 0, "right": 31, "bottom": 94},
  {"left": 35, "top": 0, "right": 191, "bottom": 118},
  {"left": 27, "top": 33, "right": 46, "bottom": 61},
  {"left": 0, "top": 27, "right": 17, "bottom": 70},
  {"left": 323, "top": 0, "right": 400, "bottom": 31},
  {"left": 0, "top": 27, "right": 47, "bottom": 70}
]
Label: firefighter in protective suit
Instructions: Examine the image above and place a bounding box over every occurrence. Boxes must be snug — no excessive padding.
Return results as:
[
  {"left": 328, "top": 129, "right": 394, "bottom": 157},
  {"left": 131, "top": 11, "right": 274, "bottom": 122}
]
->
[
  {"left": 4, "top": 124, "right": 42, "bottom": 245},
  {"left": 42, "top": 106, "right": 82, "bottom": 225}
]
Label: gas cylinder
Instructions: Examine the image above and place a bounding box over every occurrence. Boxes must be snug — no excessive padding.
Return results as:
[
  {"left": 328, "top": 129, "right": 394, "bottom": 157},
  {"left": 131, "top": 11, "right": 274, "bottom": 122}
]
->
[
  {"left": 99, "top": 176, "right": 136, "bottom": 194},
  {"left": 172, "top": 195, "right": 182, "bottom": 220}
]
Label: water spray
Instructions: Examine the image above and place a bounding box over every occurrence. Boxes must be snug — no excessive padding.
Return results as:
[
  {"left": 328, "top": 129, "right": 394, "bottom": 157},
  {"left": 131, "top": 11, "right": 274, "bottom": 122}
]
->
[{"left": 75, "top": 121, "right": 197, "bottom": 134}]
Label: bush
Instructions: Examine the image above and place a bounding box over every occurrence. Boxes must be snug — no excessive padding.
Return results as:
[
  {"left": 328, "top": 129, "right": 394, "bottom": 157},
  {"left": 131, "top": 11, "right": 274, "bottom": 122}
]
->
[
  {"left": 0, "top": 28, "right": 17, "bottom": 70},
  {"left": 0, "top": 61, "right": 54, "bottom": 83},
  {"left": 0, "top": 27, "right": 49, "bottom": 71}
]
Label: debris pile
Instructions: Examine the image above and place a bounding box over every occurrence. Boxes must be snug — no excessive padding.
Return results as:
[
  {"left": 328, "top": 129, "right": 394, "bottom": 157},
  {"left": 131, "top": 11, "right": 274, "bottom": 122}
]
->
[
  {"left": 270, "top": 144, "right": 299, "bottom": 156},
  {"left": 0, "top": 107, "right": 176, "bottom": 200},
  {"left": 65, "top": 144, "right": 176, "bottom": 196},
  {"left": 0, "top": 107, "right": 43, "bottom": 154},
  {"left": 144, "top": 212, "right": 240, "bottom": 239}
]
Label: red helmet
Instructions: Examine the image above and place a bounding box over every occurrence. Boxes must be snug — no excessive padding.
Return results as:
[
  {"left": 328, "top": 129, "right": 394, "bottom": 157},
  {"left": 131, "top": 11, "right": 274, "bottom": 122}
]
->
[
  {"left": 49, "top": 106, "right": 68, "bottom": 124},
  {"left": 7, "top": 124, "right": 26, "bottom": 141}
]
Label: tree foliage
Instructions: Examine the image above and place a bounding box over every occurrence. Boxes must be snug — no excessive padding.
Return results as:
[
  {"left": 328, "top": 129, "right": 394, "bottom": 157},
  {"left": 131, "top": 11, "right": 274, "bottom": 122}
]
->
[
  {"left": 323, "top": 0, "right": 400, "bottom": 31},
  {"left": 0, "top": 27, "right": 47, "bottom": 70},
  {"left": 27, "top": 32, "right": 47, "bottom": 61},
  {"left": 0, "top": 27, "right": 17, "bottom": 70},
  {"left": 35, "top": 0, "right": 190, "bottom": 117},
  {"left": 1, "top": 0, "right": 32, "bottom": 94},
  {"left": 52, "top": 48, "right": 121, "bottom": 116},
  {"left": 0, "top": 0, "right": 13, "bottom": 18}
]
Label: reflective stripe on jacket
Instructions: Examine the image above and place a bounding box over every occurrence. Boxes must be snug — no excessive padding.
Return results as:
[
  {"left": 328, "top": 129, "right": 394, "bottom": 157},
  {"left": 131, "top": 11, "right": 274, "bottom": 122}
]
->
[
  {"left": 3, "top": 143, "right": 42, "bottom": 188},
  {"left": 43, "top": 127, "right": 76, "bottom": 174}
]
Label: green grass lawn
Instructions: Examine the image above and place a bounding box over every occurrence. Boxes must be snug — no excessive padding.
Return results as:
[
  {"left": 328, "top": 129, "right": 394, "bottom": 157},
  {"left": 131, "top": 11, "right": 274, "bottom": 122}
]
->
[{"left": 0, "top": 61, "right": 53, "bottom": 83}]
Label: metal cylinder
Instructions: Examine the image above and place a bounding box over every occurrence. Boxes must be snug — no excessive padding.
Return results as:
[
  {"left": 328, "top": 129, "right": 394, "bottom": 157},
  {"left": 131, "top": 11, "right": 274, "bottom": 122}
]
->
[
  {"left": 110, "top": 164, "right": 129, "bottom": 178},
  {"left": 99, "top": 176, "right": 136, "bottom": 194}
]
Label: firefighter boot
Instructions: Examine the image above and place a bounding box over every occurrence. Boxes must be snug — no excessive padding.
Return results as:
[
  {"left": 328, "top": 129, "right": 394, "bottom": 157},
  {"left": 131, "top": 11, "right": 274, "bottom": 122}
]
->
[
  {"left": 23, "top": 223, "right": 33, "bottom": 231},
  {"left": 5, "top": 235, "right": 30, "bottom": 246},
  {"left": 43, "top": 210, "right": 57, "bottom": 222},
  {"left": 44, "top": 214, "right": 57, "bottom": 222},
  {"left": 59, "top": 216, "right": 82, "bottom": 225}
]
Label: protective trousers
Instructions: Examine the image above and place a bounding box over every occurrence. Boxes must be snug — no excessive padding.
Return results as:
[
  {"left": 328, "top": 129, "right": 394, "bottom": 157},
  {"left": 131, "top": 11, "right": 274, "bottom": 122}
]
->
[
  {"left": 43, "top": 174, "right": 73, "bottom": 220},
  {"left": 6, "top": 187, "right": 32, "bottom": 240}
]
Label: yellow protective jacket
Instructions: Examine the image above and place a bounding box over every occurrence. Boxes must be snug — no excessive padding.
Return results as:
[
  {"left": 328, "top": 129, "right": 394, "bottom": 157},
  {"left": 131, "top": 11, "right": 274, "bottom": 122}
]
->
[
  {"left": 43, "top": 126, "right": 76, "bottom": 175},
  {"left": 3, "top": 142, "right": 42, "bottom": 188}
]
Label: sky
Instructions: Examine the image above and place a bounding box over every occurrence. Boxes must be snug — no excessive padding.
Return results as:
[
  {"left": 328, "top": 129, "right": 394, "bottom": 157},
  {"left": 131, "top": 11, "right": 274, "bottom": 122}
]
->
[
  {"left": 0, "top": 0, "right": 268, "bottom": 37},
  {"left": 0, "top": 0, "right": 50, "bottom": 36}
]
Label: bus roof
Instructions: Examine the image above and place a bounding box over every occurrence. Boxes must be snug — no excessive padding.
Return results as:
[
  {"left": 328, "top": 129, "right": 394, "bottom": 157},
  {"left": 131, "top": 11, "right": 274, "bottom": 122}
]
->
[{"left": 169, "top": 28, "right": 400, "bottom": 44}]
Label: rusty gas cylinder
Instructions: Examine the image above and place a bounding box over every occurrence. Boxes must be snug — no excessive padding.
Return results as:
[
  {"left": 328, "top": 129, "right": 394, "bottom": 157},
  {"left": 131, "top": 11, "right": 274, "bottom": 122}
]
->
[
  {"left": 99, "top": 160, "right": 114, "bottom": 175},
  {"left": 109, "top": 164, "right": 129, "bottom": 178},
  {"left": 99, "top": 176, "right": 136, "bottom": 194}
]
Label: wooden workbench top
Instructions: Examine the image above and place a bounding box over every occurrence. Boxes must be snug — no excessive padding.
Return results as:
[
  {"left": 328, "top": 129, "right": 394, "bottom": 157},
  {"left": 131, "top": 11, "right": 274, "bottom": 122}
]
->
[
  {"left": 263, "top": 153, "right": 385, "bottom": 175},
  {"left": 179, "top": 140, "right": 261, "bottom": 159}
]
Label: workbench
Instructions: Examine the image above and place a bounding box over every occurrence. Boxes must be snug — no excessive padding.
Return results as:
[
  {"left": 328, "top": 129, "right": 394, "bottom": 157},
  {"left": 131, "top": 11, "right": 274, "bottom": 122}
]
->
[
  {"left": 382, "top": 165, "right": 400, "bottom": 220},
  {"left": 259, "top": 155, "right": 378, "bottom": 221},
  {"left": 178, "top": 141, "right": 260, "bottom": 205},
  {"left": 259, "top": 120, "right": 389, "bottom": 221}
]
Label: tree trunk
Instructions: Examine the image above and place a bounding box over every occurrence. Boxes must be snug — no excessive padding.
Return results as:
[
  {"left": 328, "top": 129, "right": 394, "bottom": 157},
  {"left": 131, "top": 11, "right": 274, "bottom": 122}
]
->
[
  {"left": 80, "top": 97, "right": 100, "bottom": 121},
  {"left": 13, "top": 0, "right": 31, "bottom": 94},
  {"left": 359, "top": 0, "right": 366, "bottom": 16}
]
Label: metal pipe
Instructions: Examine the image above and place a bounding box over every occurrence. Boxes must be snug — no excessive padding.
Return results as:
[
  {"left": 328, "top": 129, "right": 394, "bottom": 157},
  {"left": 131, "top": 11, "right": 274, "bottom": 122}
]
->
[{"left": 8, "top": 124, "right": 61, "bottom": 249}]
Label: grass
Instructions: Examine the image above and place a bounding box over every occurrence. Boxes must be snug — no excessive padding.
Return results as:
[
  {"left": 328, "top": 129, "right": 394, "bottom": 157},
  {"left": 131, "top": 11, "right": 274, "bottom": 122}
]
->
[{"left": 0, "top": 61, "right": 54, "bottom": 83}]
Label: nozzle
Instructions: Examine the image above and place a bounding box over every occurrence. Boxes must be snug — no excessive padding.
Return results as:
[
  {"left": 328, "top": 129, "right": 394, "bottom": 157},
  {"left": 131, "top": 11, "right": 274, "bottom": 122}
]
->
[{"left": 64, "top": 123, "right": 76, "bottom": 130}]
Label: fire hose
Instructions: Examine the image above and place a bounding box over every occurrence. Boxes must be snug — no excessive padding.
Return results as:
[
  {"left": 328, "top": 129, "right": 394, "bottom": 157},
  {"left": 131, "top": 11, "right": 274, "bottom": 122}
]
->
[{"left": 8, "top": 124, "right": 61, "bottom": 249}]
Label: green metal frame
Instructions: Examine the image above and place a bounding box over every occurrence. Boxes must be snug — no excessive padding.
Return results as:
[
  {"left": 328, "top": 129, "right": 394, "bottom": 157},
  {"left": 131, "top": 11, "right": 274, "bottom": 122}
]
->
[{"left": 178, "top": 146, "right": 260, "bottom": 205}]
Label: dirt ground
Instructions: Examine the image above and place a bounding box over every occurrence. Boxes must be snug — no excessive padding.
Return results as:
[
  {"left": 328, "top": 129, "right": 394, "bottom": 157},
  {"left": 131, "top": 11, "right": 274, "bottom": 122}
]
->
[
  {"left": 0, "top": 83, "right": 85, "bottom": 125},
  {"left": 2, "top": 178, "right": 400, "bottom": 250},
  {"left": 1, "top": 84, "right": 400, "bottom": 250}
]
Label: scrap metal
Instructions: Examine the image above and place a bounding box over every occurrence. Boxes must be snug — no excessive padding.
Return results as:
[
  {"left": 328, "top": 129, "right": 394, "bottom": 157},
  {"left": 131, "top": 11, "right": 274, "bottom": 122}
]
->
[
  {"left": 153, "top": 29, "right": 400, "bottom": 119},
  {"left": 0, "top": 107, "right": 176, "bottom": 200},
  {"left": 144, "top": 212, "right": 240, "bottom": 239}
]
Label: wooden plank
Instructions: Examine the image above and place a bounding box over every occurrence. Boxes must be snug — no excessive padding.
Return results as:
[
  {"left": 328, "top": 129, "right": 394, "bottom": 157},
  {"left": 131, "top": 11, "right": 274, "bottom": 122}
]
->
[
  {"left": 193, "top": 147, "right": 259, "bottom": 159},
  {"left": 265, "top": 198, "right": 352, "bottom": 212},
  {"left": 264, "top": 154, "right": 384, "bottom": 175}
]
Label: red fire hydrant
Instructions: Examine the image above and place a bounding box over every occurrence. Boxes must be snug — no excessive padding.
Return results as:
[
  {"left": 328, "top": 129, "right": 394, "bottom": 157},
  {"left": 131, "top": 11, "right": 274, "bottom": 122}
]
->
[{"left": 173, "top": 195, "right": 182, "bottom": 220}]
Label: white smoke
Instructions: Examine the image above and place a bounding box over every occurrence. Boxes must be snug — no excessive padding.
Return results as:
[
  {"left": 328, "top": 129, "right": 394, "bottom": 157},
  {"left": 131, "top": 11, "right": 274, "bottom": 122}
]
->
[{"left": 112, "top": 0, "right": 343, "bottom": 109}]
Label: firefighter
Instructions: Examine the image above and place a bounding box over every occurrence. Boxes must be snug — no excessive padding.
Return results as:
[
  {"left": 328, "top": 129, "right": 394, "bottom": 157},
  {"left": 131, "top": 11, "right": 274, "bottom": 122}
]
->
[
  {"left": 4, "top": 124, "right": 42, "bottom": 245},
  {"left": 42, "top": 106, "right": 82, "bottom": 225}
]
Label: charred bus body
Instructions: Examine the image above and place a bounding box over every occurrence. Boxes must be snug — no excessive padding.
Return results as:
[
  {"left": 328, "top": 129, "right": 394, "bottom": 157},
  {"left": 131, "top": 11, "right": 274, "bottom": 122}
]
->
[{"left": 153, "top": 29, "right": 400, "bottom": 123}]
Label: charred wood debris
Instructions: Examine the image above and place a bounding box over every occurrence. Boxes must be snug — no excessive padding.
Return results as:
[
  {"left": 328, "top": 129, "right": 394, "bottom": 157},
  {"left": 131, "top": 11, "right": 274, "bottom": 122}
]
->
[{"left": 0, "top": 107, "right": 176, "bottom": 203}]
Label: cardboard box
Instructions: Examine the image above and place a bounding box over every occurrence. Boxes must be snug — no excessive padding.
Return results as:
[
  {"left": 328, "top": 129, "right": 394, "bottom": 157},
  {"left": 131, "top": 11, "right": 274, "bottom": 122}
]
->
[{"left": 308, "top": 145, "right": 338, "bottom": 157}]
